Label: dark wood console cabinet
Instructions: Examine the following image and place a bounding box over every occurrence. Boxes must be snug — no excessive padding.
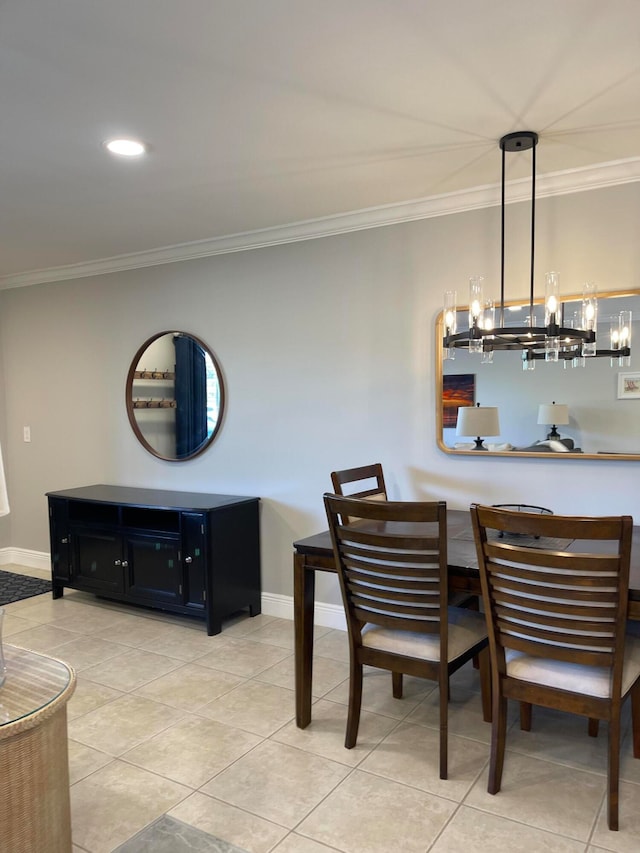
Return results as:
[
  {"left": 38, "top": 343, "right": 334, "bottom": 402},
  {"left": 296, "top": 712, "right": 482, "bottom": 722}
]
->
[{"left": 46, "top": 485, "right": 261, "bottom": 635}]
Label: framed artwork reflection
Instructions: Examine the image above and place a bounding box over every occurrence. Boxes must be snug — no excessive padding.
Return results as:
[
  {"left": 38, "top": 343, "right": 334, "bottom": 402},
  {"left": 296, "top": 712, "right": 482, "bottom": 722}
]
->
[
  {"left": 443, "top": 374, "right": 475, "bottom": 428},
  {"left": 617, "top": 373, "right": 640, "bottom": 399}
]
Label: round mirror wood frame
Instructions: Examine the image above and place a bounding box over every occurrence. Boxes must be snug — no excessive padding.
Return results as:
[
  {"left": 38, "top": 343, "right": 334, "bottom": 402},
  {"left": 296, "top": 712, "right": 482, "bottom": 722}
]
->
[
  {"left": 126, "top": 331, "right": 226, "bottom": 462},
  {"left": 436, "top": 289, "right": 640, "bottom": 461}
]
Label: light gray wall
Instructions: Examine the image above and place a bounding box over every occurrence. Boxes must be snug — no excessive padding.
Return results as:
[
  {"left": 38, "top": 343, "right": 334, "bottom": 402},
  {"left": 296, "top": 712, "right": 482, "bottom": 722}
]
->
[
  {"left": 1, "top": 182, "right": 639, "bottom": 606},
  {"left": 0, "top": 335, "right": 9, "bottom": 546}
]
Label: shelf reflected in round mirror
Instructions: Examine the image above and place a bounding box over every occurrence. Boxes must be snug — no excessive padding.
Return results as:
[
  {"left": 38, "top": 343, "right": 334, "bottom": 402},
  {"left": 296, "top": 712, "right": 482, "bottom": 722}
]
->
[{"left": 126, "top": 331, "right": 225, "bottom": 461}]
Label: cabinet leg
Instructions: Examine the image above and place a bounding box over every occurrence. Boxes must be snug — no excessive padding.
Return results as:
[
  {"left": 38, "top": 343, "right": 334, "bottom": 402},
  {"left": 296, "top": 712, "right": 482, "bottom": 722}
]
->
[
  {"left": 206, "top": 613, "right": 222, "bottom": 636},
  {"left": 249, "top": 598, "right": 261, "bottom": 617},
  {"left": 52, "top": 584, "right": 64, "bottom": 599}
]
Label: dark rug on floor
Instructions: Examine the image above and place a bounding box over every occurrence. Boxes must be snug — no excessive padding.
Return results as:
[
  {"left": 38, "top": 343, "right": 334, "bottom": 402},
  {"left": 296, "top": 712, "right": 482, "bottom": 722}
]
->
[
  {"left": 114, "top": 815, "right": 249, "bottom": 852},
  {"left": 0, "top": 569, "right": 52, "bottom": 605}
]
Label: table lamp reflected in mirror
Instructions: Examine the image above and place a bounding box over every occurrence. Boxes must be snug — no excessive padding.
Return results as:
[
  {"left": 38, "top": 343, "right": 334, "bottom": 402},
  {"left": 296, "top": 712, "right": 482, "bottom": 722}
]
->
[
  {"left": 538, "top": 401, "right": 569, "bottom": 439},
  {"left": 456, "top": 403, "right": 501, "bottom": 450}
]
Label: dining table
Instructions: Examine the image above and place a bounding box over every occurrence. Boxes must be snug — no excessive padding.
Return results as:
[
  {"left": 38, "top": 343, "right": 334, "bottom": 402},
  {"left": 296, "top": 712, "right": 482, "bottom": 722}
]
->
[{"left": 293, "top": 508, "right": 640, "bottom": 728}]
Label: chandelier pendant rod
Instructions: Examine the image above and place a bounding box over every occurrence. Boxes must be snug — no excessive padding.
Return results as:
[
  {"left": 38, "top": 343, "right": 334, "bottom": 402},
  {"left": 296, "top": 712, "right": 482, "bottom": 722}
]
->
[
  {"left": 529, "top": 138, "right": 536, "bottom": 328},
  {"left": 500, "top": 143, "right": 506, "bottom": 329},
  {"left": 498, "top": 131, "right": 539, "bottom": 330}
]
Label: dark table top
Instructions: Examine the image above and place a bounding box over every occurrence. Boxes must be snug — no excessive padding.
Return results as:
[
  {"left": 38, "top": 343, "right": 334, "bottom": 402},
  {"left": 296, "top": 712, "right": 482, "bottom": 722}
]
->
[{"left": 294, "top": 508, "right": 640, "bottom": 600}]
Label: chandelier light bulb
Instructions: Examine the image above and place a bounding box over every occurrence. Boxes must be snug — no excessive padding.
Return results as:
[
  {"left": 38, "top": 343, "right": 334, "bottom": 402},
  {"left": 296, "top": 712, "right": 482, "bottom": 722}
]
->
[{"left": 545, "top": 272, "right": 561, "bottom": 329}]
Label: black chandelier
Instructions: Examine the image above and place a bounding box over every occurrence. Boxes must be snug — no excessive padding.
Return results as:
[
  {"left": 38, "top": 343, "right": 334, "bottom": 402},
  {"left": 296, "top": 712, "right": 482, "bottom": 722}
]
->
[{"left": 442, "top": 131, "right": 631, "bottom": 370}]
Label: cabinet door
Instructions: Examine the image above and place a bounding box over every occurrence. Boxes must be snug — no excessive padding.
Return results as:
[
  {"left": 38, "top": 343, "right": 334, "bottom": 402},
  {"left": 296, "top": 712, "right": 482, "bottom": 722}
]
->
[
  {"left": 71, "top": 528, "right": 124, "bottom": 593},
  {"left": 125, "top": 532, "right": 182, "bottom": 604},
  {"left": 181, "top": 513, "right": 206, "bottom": 609},
  {"left": 49, "top": 498, "right": 71, "bottom": 581}
]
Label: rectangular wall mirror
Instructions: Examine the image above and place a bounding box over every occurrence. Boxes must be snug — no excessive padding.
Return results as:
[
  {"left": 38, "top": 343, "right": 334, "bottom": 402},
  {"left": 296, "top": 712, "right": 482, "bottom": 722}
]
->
[{"left": 436, "top": 290, "right": 639, "bottom": 460}]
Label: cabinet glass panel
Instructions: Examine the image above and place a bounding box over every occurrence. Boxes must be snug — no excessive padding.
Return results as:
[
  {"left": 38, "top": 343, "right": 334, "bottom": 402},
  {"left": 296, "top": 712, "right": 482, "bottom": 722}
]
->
[
  {"left": 182, "top": 513, "right": 206, "bottom": 609},
  {"left": 125, "top": 534, "right": 181, "bottom": 603},
  {"left": 71, "top": 531, "right": 123, "bottom": 592}
]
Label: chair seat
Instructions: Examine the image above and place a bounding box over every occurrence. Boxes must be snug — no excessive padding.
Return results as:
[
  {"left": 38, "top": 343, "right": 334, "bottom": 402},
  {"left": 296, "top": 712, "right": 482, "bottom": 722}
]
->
[
  {"left": 506, "top": 636, "right": 640, "bottom": 698},
  {"left": 361, "top": 606, "right": 487, "bottom": 662},
  {"left": 344, "top": 492, "right": 387, "bottom": 524}
]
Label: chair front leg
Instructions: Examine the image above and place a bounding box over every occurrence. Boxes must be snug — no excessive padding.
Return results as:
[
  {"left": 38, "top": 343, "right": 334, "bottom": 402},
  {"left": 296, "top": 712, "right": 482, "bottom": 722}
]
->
[
  {"left": 345, "top": 659, "right": 363, "bottom": 749},
  {"left": 488, "top": 693, "right": 508, "bottom": 795},
  {"left": 607, "top": 712, "right": 621, "bottom": 831},
  {"left": 392, "top": 671, "right": 403, "bottom": 699},
  {"left": 631, "top": 681, "right": 640, "bottom": 759},
  {"left": 439, "top": 673, "right": 448, "bottom": 780}
]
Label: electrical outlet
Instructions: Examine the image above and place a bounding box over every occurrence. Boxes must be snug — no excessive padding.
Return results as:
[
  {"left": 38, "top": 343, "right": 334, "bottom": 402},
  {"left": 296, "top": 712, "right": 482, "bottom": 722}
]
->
[{"left": 23, "top": 426, "right": 31, "bottom": 442}]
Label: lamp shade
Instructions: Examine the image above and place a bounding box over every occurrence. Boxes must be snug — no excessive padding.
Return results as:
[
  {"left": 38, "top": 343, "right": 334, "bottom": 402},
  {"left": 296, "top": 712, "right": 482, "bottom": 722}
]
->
[
  {"left": 537, "top": 403, "right": 569, "bottom": 426},
  {"left": 456, "top": 405, "right": 500, "bottom": 438}
]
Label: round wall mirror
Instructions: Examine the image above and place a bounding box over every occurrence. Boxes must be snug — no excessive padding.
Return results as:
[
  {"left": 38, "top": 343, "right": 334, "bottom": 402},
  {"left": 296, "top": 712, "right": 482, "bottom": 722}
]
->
[{"left": 126, "top": 331, "right": 225, "bottom": 461}]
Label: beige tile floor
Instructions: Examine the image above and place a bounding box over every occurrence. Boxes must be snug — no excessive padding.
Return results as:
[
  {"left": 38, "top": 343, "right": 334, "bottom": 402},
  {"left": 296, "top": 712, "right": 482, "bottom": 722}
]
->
[{"left": 3, "top": 563, "right": 640, "bottom": 852}]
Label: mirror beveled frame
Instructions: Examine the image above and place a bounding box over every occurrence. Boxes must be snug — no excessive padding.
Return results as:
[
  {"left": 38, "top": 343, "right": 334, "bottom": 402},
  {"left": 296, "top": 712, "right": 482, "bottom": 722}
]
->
[
  {"left": 436, "top": 288, "right": 640, "bottom": 461},
  {"left": 126, "top": 330, "right": 226, "bottom": 462}
]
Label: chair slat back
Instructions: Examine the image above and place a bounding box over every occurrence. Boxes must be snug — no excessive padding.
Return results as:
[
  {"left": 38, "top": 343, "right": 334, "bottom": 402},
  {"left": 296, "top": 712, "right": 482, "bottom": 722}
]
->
[
  {"left": 331, "top": 464, "right": 387, "bottom": 524},
  {"left": 324, "top": 495, "right": 448, "bottom": 638},
  {"left": 471, "top": 504, "right": 633, "bottom": 672}
]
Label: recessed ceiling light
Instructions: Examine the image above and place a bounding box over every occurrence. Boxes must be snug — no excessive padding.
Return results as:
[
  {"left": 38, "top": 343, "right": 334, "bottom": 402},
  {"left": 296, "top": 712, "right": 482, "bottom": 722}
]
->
[{"left": 104, "top": 138, "right": 147, "bottom": 157}]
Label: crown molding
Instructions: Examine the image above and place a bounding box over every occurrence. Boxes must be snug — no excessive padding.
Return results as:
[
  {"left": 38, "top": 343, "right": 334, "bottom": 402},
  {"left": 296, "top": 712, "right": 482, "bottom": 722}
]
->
[{"left": 3, "top": 156, "right": 640, "bottom": 290}]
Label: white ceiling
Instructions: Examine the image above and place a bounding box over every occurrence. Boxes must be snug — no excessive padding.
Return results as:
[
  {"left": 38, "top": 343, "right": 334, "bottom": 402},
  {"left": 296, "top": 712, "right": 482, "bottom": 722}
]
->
[{"left": 2, "top": 0, "right": 640, "bottom": 286}]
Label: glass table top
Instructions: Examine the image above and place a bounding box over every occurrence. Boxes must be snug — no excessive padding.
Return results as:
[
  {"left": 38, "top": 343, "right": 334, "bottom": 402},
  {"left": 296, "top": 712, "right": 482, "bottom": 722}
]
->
[{"left": 0, "top": 645, "right": 74, "bottom": 729}]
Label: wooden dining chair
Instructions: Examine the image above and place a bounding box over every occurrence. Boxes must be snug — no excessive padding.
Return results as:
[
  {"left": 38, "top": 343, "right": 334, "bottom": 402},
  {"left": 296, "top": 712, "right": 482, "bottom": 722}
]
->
[
  {"left": 331, "top": 464, "right": 405, "bottom": 693},
  {"left": 330, "top": 464, "right": 387, "bottom": 523},
  {"left": 324, "top": 494, "right": 491, "bottom": 779},
  {"left": 330, "top": 463, "right": 479, "bottom": 698},
  {"left": 470, "top": 503, "right": 640, "bottom": 830}
]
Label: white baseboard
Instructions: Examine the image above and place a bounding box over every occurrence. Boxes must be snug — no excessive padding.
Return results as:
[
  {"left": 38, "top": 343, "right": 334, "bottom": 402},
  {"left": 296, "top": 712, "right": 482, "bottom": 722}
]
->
[
  {"left": 0, "top": 549, "right": 347, "bottom": 631},
  {"left": 261, "top": 592, "right": 346, "bottom": 631},
  {"left": 0, "top": 547, "right": 50, "bottom": 571}
]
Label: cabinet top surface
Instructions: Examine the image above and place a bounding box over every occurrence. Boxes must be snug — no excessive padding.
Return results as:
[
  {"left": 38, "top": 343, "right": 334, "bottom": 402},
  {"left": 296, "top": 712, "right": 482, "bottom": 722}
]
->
[{"left": 46, "top": 484, "right": 259, "bottom": 511}]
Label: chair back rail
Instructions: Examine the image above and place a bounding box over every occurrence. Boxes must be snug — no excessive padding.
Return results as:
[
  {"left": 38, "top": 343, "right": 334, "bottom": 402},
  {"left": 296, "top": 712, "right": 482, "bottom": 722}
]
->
[
  {"left": 331, "top": 463, "right": 387, "bottom": 499},
  {"left": 477, "top": 504, "right": 629, "bottom": 540},
  {"left": 330, "top": 463, "right": 388, "bottom": 524}
]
